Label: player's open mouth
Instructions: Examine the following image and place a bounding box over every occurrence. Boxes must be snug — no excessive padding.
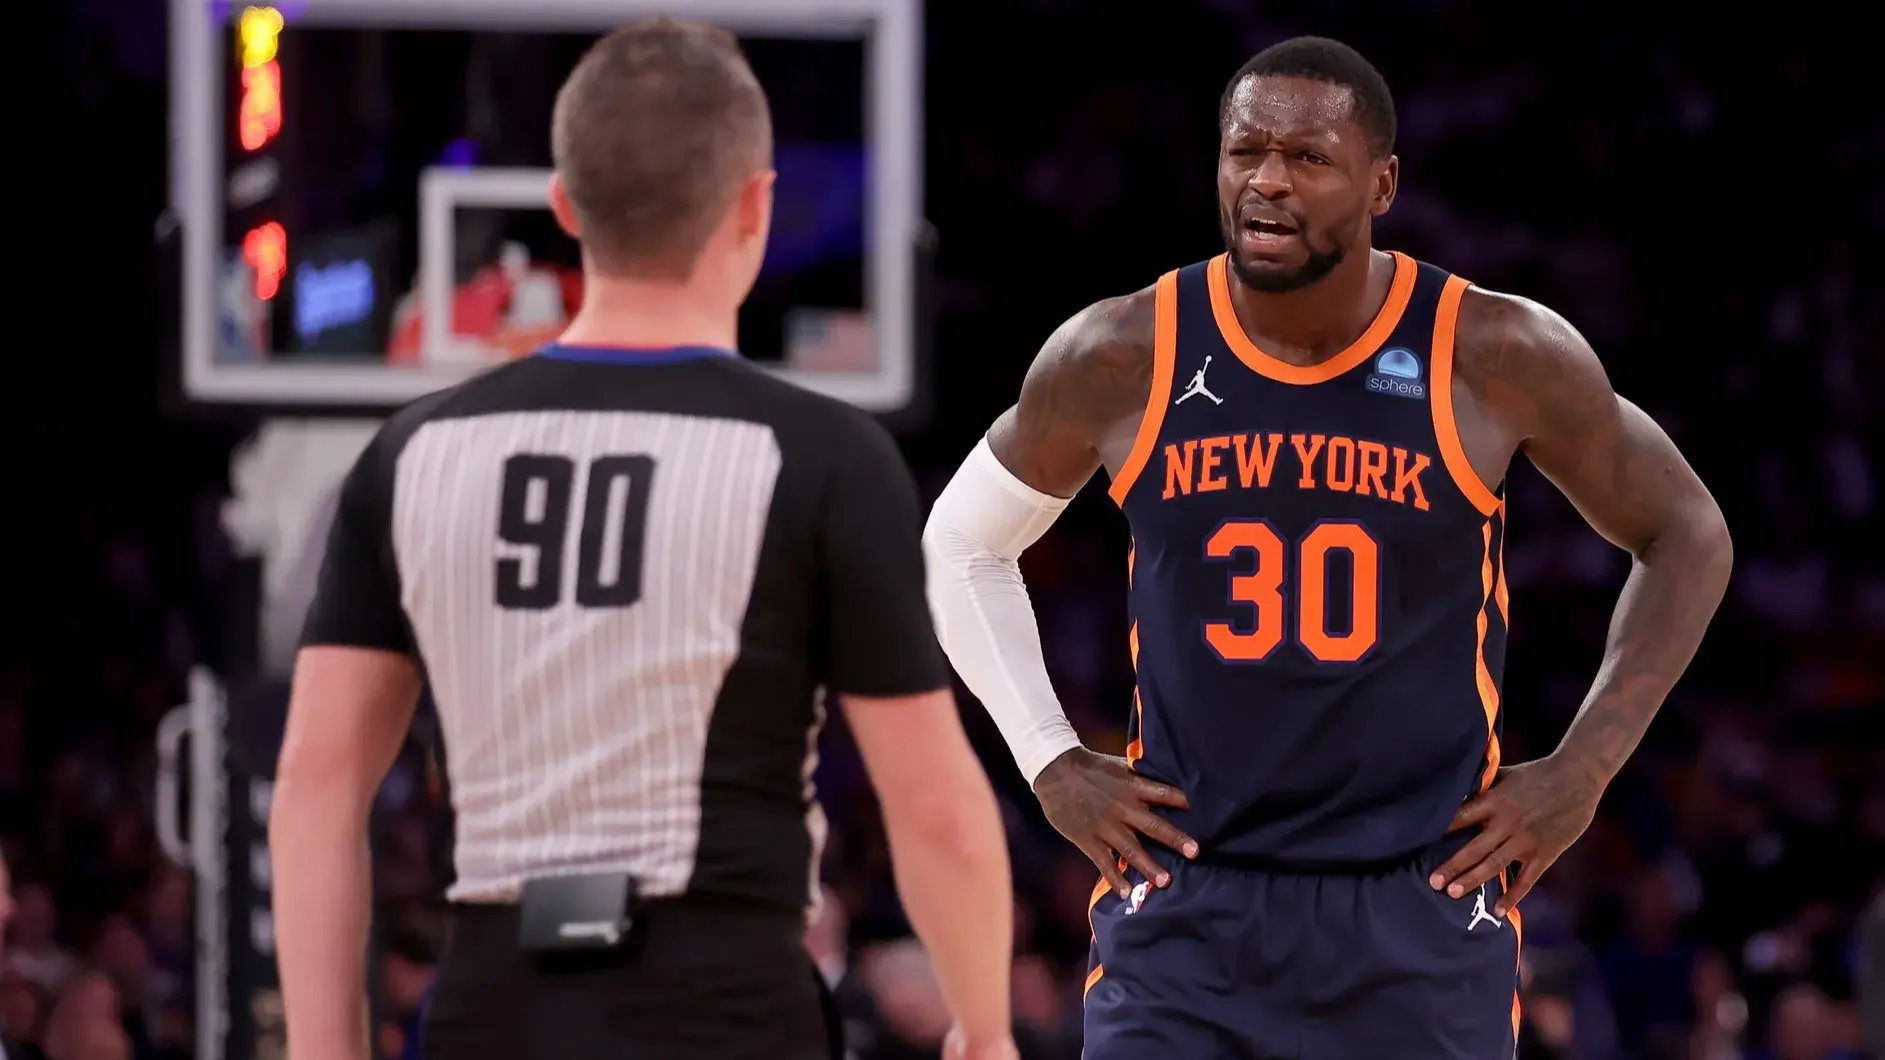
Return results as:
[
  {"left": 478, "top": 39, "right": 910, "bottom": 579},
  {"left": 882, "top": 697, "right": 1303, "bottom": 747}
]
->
[{"left": 1241, "top": 213, "right": 1300, "bottom": 251}]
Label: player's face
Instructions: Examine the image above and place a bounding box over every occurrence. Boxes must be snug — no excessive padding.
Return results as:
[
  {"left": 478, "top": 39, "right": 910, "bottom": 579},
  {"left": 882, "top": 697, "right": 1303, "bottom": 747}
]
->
[{"left": 1217, "top": 76, "right": 1395, "bottom": 293}]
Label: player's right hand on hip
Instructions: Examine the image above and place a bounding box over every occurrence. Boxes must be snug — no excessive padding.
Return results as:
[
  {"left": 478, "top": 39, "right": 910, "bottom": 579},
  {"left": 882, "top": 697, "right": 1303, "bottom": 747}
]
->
[
  {"left": 1031, "top": 747, "right": 1198, "bottom": 896},
  {"left": 943, "top": 1024, "right": 1021, "bottom": 1060}
]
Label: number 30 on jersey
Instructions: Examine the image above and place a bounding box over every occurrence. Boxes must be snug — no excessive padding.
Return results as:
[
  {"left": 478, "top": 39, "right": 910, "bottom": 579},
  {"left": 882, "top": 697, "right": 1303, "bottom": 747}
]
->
[{"left": 1203, "top": 519, "right": 1379, "bottom": 664}]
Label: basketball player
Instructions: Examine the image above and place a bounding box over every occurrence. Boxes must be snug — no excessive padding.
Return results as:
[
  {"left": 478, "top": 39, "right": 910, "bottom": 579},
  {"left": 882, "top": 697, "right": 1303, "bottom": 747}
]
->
[
  {"left": 924, "top": 37, "right": 1732, "bottom": 1058},
  {"left": 267, "top": 19, "right": 1017, "bottom": 1060}
]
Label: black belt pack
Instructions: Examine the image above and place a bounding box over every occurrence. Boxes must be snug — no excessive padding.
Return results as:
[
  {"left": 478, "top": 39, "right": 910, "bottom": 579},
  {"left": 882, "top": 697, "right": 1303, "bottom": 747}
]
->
[{"left": 517, "top": 871, "right": 640, "bottom": 954}]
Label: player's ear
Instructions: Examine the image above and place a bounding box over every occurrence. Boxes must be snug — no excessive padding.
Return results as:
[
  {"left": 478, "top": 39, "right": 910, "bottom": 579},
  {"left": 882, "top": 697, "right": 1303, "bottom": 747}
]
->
[
  {"left": 548, "top": 172, "right": 583, "bottom": 239},
  {"left": 1369, "top": 155, "right": 1398, "bottom": 218}
]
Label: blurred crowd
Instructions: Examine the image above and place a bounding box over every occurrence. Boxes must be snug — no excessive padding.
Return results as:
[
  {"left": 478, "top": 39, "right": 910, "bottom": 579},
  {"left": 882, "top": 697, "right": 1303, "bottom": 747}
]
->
[{"left": 6, "top": 1, "right": 1882, "bottom": 1059}]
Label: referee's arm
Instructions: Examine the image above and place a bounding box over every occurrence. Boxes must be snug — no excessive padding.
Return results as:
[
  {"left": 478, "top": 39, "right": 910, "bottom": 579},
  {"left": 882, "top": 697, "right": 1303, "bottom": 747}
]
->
[
  {"left": 820, "top": 420, "right": 1016, "bottom": 1055},
  {"left": 270, "top": 437, "right": 423, "bottom": 1060}
]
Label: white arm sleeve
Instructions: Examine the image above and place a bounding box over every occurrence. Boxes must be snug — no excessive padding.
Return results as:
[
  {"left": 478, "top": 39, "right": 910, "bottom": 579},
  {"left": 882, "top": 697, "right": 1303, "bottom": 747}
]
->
[{"left": 922, "top": 437, "right": 1084, "bottom": 786}]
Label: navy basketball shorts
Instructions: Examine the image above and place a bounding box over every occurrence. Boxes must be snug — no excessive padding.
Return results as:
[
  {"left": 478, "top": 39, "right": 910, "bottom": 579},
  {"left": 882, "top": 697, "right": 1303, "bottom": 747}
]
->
[{"left": 1084, "top": 844, "right": 1521, "bottom": 1059}]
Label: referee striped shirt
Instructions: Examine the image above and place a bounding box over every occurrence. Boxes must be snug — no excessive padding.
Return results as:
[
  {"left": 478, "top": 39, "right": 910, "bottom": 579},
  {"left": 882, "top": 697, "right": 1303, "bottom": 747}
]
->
[{"left": 300, "top": 343, "right": 947, "bottom": 911}]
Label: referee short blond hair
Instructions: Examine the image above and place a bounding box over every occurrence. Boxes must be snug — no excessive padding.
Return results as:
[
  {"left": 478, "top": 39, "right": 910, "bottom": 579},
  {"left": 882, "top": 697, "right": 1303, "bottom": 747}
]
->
[{"left": 551, "top": 17, "right": 773, "bottom": 279}]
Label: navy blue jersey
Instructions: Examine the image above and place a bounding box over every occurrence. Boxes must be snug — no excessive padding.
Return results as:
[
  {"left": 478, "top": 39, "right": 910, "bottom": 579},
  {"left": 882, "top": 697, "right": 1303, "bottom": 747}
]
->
[{"left": 1108, "top": 252, "right": 1509, "bottom": 866}]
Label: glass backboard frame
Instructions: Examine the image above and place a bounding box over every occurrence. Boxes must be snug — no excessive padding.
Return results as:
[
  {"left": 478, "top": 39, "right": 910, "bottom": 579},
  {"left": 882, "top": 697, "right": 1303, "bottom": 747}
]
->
[{"left": 172, "top": 0, "right": 922, "bottom": 412}]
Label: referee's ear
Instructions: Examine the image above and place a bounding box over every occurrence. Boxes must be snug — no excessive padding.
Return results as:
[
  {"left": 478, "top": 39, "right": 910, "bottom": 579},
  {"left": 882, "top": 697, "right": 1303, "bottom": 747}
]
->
[
  {"left": 548, "top": 172, "right": 583, "bottom": 241},
  {"left": 722, "top": 167, "right": 776, "bottom": 302},
  {"left": 732, "top": 168, "right": 776, "bottom": 244}
]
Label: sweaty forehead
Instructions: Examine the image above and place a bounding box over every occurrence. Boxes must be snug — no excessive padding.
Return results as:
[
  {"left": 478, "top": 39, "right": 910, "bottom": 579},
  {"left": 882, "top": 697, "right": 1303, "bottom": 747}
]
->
[{"left": 1223, "top": 75, "right": 1357, "bottom": 144}]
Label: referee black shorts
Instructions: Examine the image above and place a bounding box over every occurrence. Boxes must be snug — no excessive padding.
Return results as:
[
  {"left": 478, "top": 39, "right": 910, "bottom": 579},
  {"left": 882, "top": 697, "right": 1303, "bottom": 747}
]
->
[{"left": 422, "top": 893, "right": 837, "bottom": 1060}]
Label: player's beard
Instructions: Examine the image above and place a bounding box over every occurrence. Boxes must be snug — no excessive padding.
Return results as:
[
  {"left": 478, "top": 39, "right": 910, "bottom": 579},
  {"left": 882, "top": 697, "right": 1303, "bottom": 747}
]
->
[{"left": 1217, "top": 207, "right": 1349, "bottom": 293}]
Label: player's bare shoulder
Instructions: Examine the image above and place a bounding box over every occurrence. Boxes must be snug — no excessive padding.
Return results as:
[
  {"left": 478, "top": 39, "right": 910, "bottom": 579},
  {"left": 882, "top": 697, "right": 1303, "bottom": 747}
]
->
[
  {"left": 1452, "top": 286, "right": 1613, "bottom": 442},
  {"left": 1445, "top": 284, "right": 1618, "bottom": 486},
  {"left": 987, "top": 284, "right": 1160, "bottom": 497}
]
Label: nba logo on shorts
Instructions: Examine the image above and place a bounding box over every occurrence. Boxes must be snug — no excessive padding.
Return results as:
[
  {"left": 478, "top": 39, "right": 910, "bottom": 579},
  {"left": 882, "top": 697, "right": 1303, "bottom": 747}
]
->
[
  {"left": 1365, "top": 347, "right": 1426, "bottom": 400},
  {"left": 1124, "top": 881, "right": 1150, "bottom": 915}
]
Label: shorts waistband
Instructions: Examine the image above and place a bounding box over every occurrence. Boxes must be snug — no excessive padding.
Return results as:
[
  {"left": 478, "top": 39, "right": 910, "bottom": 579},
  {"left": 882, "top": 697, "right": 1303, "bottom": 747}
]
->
[{"left": 1193, "top": 831, "right": 1472, "bottom": 876}]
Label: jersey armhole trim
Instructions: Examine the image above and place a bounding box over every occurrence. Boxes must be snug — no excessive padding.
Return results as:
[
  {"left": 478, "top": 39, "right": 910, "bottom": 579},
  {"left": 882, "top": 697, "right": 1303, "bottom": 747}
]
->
[
  {"left": 1107, "top": 270, "right": 1180, "bottom": 506},
  {"left": 1430, "top": 275, "right": 1503, "bottom": 517}
]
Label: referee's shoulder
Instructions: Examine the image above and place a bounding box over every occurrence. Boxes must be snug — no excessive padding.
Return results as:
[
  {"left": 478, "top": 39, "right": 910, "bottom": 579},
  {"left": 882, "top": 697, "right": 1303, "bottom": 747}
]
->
[
  {"left": 388, "top": 375, "right": 472, "bottom": 429},
  {"left": 718, "top": 361, "right": 907, "bottom": 474},
  {"left": 333, "top": 378, "right": 471, "bottom": 485},
  {"left": 371, "top": 351, "right": 582, "bottom": 445},
  {"left": 360, "top": 374, "right": 481, "bottom": 461}
]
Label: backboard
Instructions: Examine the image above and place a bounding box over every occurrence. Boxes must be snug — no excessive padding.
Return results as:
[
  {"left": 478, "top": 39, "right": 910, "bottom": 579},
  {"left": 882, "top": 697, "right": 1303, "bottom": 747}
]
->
[{"left": 171, "top": 0, "right": 923, "bottom": 415}]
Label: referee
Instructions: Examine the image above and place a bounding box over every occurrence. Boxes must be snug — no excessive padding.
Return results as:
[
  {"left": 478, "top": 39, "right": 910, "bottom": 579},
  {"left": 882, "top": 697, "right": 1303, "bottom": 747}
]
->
[{"left": 267, "top": 19, "right": 1017, "bottom": 1060}]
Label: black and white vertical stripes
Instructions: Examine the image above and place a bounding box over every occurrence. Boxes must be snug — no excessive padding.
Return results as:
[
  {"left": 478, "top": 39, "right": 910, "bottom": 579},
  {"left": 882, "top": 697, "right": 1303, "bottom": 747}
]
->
[
  {"left": 391, "top": 411, "right": 782, "bottom": 902},
  {"left": 301, "top": 350, "right": 948, "bottom": 914}
]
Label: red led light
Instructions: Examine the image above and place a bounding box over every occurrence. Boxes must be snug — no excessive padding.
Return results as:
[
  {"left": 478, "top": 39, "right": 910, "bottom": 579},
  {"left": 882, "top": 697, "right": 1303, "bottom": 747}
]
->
[
  {"left": 237, "top": 7, "right": 283, "bottom": 152},
  {"left": 243, "top": 222, "right": 287, "bottom": 301},
  {"left": 239, "top": 61, "right": 282, "bottom": 151}
]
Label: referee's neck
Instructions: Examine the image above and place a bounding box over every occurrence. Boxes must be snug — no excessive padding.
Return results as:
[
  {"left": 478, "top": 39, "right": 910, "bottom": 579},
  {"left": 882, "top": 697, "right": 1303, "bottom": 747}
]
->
[{"left": 558, "top": 277, "right": 741, "bottom": 352}]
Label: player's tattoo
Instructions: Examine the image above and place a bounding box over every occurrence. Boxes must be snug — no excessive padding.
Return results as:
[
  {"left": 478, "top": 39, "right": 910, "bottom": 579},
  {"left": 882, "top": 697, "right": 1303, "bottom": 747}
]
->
[
  {"left": 1432, "top": 291, "right": 1733, "bottom": 913},
  {"left": 1033, "top": 747, "right": 1197, "bottom": 898},
  {"left": 987, "top": 289, "right": 1157, "bottom": 497}
]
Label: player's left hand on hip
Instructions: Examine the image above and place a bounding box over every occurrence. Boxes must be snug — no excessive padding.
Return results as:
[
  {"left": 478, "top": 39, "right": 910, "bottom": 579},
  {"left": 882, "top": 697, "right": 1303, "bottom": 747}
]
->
[{"left": 1428, "top": 755, "right": 1602, "bottom": 916}]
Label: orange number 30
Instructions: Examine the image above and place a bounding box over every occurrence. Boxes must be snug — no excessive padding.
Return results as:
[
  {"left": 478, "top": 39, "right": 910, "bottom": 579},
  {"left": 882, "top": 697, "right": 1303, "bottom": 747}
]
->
[{"left": 1203, "top": 520, "right": 1379, "bottom": 664}]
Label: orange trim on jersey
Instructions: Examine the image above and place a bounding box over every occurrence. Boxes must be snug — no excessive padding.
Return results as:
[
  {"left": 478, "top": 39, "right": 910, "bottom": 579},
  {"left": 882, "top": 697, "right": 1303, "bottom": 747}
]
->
[
  {"left": 1126, "top": 539, "right": 1144, "bottom": 765},
  {"left": 1479, "top": 732, "right": 1503, "bottom": 792},
  {"left": 1493, "top": 504, "right": 1511, "bottom": 624},
  {"left": 1126, "top": 689, "right": 1144, "bottom": 765},
  {"left": 1206, "top": 251, "right": 1416, "bottom": 384},
  {"left": 1126, "top": 624, "right": 1144, "bottom": 763},
  {"left": 1505, "top": 872, "right": 1526, "bottom": 1047},
  {"left": 1475, "top": 519, "right": 1502, "bottom": 791},
  {"left": 1108, "top": 271, "right": 1181, "bottom": 506},
  {"left": 1088, "top": 858, "right": 1123, "bottom": 938},
  {"left": 1084, "top": 858, "right": 1125, "bottom": 998},
  {"left": 1429, "top": 275, "right": 1502, "bottom": 516}
]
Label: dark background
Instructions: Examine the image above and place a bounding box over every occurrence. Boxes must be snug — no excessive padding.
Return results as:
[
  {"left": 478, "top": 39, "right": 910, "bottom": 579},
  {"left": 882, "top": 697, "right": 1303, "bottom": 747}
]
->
[{"left": 3, "top": 2, "right": 1882, "bottom": 1059}]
